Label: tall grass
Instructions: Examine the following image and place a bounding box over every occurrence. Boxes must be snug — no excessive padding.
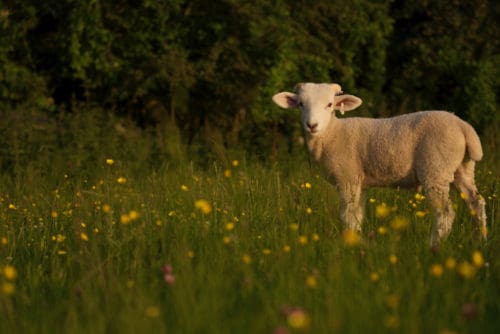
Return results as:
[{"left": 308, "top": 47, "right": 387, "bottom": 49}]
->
[{"left": 0, "top": 110, "right": 499, "bottom": 333}]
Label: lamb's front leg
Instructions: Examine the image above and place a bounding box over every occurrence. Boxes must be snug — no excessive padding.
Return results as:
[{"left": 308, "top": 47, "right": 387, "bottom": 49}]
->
[{"left": 338, "top": 182, "right": 364, "bottom": 232}]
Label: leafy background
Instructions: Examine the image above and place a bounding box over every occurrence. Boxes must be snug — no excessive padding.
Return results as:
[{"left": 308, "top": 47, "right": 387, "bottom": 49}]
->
[
  {"left": 1, "top": 0, "right": 498, "bottom": 165},
  {"left": 1, "top": 2, "right": 499, "bottom": 333}
]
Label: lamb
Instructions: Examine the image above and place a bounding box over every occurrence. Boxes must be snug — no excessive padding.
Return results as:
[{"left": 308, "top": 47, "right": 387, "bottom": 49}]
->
[{"left": 272, "top": 83, "right": 487, "bottom": 247}]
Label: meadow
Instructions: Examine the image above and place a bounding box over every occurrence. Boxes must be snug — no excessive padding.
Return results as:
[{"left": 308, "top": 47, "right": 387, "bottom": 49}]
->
[{"left": 0, "top": 113, "right": 499, "bottom": 334}]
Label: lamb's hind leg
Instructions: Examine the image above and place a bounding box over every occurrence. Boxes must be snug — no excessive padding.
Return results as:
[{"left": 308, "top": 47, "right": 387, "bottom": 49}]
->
[
  {"left": 453, "top": 160, "right": 487, "bottom": 240},
  {"left": 426, "top": 183, "right": 455, "bottom": 248}
]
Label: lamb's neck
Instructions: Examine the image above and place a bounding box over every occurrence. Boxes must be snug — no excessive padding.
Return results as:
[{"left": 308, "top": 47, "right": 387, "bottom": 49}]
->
[
  {"left": 305, "top": 133, "right": 325, "bottom": 162},
  {"left": 305, "top": 117, "right": 339, "bottom": 162}
]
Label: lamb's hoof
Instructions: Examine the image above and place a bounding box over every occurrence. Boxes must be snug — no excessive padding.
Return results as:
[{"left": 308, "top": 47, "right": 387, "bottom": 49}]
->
[
  {"left": 430, "top": 234, "right": 440, "bottom": 252},
  {"left": 473, "top": 226, "right": 488, "bottom": 243}
]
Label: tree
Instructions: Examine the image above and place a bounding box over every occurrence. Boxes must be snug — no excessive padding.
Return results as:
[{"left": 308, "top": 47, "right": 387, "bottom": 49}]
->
[{"left": 386, "top": 0, "right": 499, "bottom": 130}]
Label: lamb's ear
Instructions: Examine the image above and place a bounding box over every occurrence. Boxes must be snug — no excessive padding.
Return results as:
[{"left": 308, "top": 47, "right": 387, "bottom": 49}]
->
[
  {"left": 334, "top": 94, "right": 362, "bottom": 114},
  {"left": 272, "top": 92, "right": 299, "bottom": 109}
]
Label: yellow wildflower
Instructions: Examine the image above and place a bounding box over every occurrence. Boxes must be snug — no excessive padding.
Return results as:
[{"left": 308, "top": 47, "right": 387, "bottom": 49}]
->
[
  {"left": 225, "top": 222, "right": 235, "bottom": 231},
  {"left": 306, "top": 275, "right": 317, "bottom": 288},
  {"left": 117, "top": 177, "right": 127, "bottom": 184},
  {"left": 194, "top": 199, "right": 212, "bottom": 214},
  {"left": 80, "top": 232, "right": 89, "bottom": 241},
  {"left": 370, "top": 272, "right": 380, "bottom": 282},
  {"left": 430, "top": 264, "right": 444, "bottom": 277},
  {"left": 472, "top": 251, "right": 484, "bottom": 268},
  {"left": 223, "top": 236, "right": 231, "bottom": 244},
  {"left": 187, "top": 250, "right": 195, "bottom": 258},
  {"left": 389, "top": 254, "right": 398, "bottom": 264},
  {"left": 384, "top": 316, "right": 400, "bottom": 329},
  {"left": 101, "top": 204, "right": 111, "bottom": 213},
  {"left": 298, "top": 235, "right": 308, "bottom": 245},
  {"left": 283, "top": 245, "right": 291, "bottom": 253},
  {"left": 223, "top": 169, "right": 231, "bottom": 178},
  {"left": 128, "top": 210, "right": 140, "bottom": 221},
  {"left": 53, "top": 234, "right": 66, "bottom": 243},
  {"left": 439, "top": 329, "right": 458, "bottom": 334},
  {"left": 1, "top": 237, "right": 7, "bottom": 245},
  {"left": 306, "top": 207, "right": 313, "bottom": 214},
  {"left": 312, "top": 233, "right": 320, "bottom": 241},
  {"left": 180, "top": 184, "right": 189, "bottom": 191},
  {"left": 457, "top": 261, "right": 476, "bottom": 279},
  {"left": 232, "top": 160, "right": 239, "bottom": 167},
  {"left": 120, "top": 214, "right": 131, "bottom": 224},
  {"left": 51, "top": 210, "right": 58, "bottom": 218},
  {"left": 145, "top": 306, "right": 160, "bottom": 318},
  {"left": 378, "top": 226, "right": 388, "bottom": 235},
  {"left": 385, "top": 294, "right": 400, "bottom": 309},
  {"left": 445, "top": 257, "right": 457, "bottom": 270},
  {"left": 3, "top": 265, "right": 17, "bottom": 280},
  {"left": 1, "top": 282, "right": 15, "bottom": 295},
  {"left": 375, "top": 203, "right": 391, "bottom": 218},
  {"left": 105, "top": 159, "right": 114, "bottom": 165},
  {"left": 368, "top": 198, "right": 376, "bottom": 204},
  {"left": 289, "top": 223, "right": 299, "bottom": 231},
  {"left": 415, "top": 210, "right": 428, "bottom": 218},
  {"left": 390, "top": 216, "right": 409, "bottom": 231},
  {"left": 304, "top": 182, "right": 312, "bottom": 189},
  {"left": 287, "top": 310, "right": 310, "bottom": 330},
  {"left": 414, "top": 193, "right": 425, "bottom": 201},
  {"left": 342, "top": 230, "right": 361, "bottom": 247},
  {"left": 8, "top": 204, "right": 16, "bottom": 210},
  {"left": 242, "top": 254, "right": 252, "bottom": 264},
  {"left": 262, "top": 248, "right": 272, "bottom": 255}
]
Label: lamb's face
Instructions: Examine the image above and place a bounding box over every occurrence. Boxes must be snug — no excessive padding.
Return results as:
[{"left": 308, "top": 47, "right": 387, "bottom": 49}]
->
[
  {"left": 295, "top": 83, "right": 341, "bottom": 135},
  {"left": 272, "top": 83, "right": 363, "bottom": 136}
]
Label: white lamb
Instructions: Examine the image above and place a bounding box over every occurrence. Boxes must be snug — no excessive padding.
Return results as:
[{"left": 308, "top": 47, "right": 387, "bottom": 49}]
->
[{"left": 272, "top": 83, "right": 487, "bottom": 247}]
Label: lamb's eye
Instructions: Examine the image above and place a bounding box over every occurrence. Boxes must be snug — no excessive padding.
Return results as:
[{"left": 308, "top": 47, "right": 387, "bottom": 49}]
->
[
  {"left": 298, "top": 102, "right": 304, "bottom": 107},
  {"left": 327, "top": 102, "right": 333, "bottom": 108}
]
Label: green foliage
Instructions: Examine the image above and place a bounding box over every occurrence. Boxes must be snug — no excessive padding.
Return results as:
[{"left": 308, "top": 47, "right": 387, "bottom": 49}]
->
[
  {"left": 387, "top": 0, "right": 499, "bottom": 129},
  {"left": 0, "top": 3, "right": 49, "bottom": 110},
  {"left": 0, "top": 2, "right": 498, "bottom": 331},
  {"left": 0, "top": 123, "right": 499, "bottom": 333},
  {"left": 0, "top": 0, "right": 498, "bottom": 156},
  {"left": 1, "top": 3, "right": 499, "bottom": 331}
]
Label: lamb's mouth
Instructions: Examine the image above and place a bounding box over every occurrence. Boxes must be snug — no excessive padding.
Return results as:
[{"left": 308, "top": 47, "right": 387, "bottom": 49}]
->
[
  {"left": 306, "top": 128, "right": 319, "bottom": 135},
  {"left": 305, "top": 123, "right": 320, "bottom": 135}
]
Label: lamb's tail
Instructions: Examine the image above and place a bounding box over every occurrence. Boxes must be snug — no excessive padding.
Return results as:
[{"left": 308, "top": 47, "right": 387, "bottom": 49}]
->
[{"left": 461, "top": 121, "right": 483, "bottom": 161}]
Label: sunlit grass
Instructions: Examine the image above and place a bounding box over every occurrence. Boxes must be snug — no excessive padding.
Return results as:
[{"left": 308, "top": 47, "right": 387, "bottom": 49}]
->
[{"left": 0, "top": 152, "right": 499, "bottom": 333}]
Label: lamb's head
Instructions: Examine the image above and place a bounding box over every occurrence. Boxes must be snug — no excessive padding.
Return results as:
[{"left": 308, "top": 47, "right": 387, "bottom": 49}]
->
[{"left": 272, "top": 83, "right": 362, "bottom": 135}]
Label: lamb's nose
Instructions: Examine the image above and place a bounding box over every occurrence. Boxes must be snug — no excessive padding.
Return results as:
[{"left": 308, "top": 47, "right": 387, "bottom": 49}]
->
[{"left": 307, "top": 122, "right": 318, "bottom": 132}]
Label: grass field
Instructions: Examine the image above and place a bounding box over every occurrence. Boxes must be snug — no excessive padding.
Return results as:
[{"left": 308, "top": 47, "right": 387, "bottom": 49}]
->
[{"left": 0, "top": 116, "right": 499, "bottom": 333}]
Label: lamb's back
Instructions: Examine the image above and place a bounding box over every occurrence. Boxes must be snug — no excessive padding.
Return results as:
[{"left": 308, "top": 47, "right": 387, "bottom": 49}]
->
[{"left": 339, "top": 111, "right": 464, "bottom": 187}]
